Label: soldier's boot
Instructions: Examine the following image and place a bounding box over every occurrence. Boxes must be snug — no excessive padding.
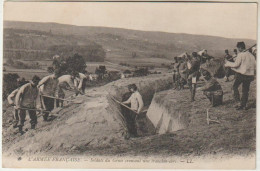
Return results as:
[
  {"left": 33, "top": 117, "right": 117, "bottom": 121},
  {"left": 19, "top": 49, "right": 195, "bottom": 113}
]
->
[
  {"left": 43, "top": 113, "right": 49, "bottom": 121},
  {"left": 13, "top": 122, "right": 18, "bottom": 128},
  {"left": 31, "top": 124, "right": 36, "bottom": 130},
  {"left": 18, "top": 125, "right": 24, "bottom": 135}
]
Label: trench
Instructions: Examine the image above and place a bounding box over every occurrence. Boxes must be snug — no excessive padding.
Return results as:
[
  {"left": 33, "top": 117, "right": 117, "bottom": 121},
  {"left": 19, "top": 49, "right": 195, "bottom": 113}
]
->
[
  {"left": 107, "top": 74, "right": 189, "bottom": 138},
  {"left": 120, "top": 91, "right": 156, "bottom": 137}
]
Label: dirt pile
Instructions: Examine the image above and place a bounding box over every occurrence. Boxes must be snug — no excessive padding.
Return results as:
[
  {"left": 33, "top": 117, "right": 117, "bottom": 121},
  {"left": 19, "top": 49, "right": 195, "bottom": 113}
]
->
[{"left": 3, "top": 74, "right": 173, "bottom": 156}]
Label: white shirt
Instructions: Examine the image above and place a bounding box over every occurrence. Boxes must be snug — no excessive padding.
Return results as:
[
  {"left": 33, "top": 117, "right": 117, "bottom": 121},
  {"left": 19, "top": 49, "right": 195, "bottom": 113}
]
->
[
  {"left": 225, "top": 51, "right": 256, "bottom": 76},
  {"left": 124, "top": 91, "right": 144, "bottom": 113},
  {"left": 15, "top": 83, "right": 39, "bottom": 108},
  {"left": 8, "top": 88, "right": 19, "bottom": 105},
  {"left": 38, "top": 74, "right": 59, "bottom": 96},
  {"left": 75, "top": 73, "right": 87, "bottom": 89},
  {"left": 58, "top": 75, "right": 77, "bottom": 90}
]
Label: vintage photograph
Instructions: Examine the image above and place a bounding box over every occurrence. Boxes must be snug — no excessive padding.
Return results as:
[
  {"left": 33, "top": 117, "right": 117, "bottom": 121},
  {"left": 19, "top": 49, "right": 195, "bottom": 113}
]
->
[{"left": 2, "top": 1, "right": 257, "bottom": 169}]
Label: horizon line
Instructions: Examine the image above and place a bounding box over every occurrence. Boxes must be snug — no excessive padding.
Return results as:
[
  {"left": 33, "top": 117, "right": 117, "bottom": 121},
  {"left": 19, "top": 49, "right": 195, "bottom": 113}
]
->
[{"left": 3, "top": 20, "right": 257, "bottom": 41}]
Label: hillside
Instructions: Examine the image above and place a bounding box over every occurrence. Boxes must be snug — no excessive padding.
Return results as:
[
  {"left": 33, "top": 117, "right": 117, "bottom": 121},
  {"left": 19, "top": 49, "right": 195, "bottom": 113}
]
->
[
  {"left": 4, "top": 28, "right": 106, "bottom": 62},
  {"left": 4, "top": 21, "right": 256, "bottom": 65}
]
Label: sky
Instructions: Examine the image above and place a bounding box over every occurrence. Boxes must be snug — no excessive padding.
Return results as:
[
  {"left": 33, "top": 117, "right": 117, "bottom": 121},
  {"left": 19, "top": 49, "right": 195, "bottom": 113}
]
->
[{"left": 3, "top": 2, "right": 258, "bottom": 40}]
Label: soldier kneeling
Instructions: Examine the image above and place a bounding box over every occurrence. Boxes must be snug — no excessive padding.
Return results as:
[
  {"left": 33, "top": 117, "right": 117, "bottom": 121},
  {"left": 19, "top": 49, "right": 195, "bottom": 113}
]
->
[{"left": 198, "top": 70, "right": 223, "bottom": 107}]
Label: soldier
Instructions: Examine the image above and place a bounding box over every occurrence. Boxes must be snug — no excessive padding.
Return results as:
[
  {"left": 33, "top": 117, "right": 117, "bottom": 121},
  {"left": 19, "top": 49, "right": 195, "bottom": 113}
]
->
[
  {"left": 37, "top": 72, "right": 60, "bottom": 121},
  {"left": 172, "top": 57, "right": 180, "bottom": 90},
  {"left": 122, "top": 84, "right": 144, "bottom": 137},
  {"left": 224, "top": 42, "right": 256, "bottom": 110},
  {"left": 224, "top": 49, "right": 234, "bottom": 82},
  {"left": 15, "top": 76, "right": 41, "bottom": 134},
  {"left": 74, "top": 72, "right": 93, "bottom": 94},
  {"left": 7, "top": 81, "right": 27, "bottom": 128},
  {"left": 187, "top": 52, "right": 200, "bottom": 101},
  {"left": 178, "top": 58, "right": 188, "bottom": 90},
  {"left": 198, "top": 70, "right": 223, "bottom": 107},
  {"left": 57, "top": 74, "right": 80, "bottom": 107}
]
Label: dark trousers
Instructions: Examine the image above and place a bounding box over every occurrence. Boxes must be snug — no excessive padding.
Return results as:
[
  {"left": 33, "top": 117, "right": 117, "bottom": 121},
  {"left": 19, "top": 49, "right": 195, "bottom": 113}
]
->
[
  {"left": 13, "top": 109, "right": 19, "bottom": 127},
  {"left": 188, "top": 78, "right": 197, "bottom": 101},
  {"left": 42, "top": 96, "right": 55, "bottom": 121},
  {"left": 173, "top": 72, "right": 180, "bottom": 89},
  {"left": 18, "top": 109, "right": 37, "bottom": 128},
  {"left": 81, "top": 78, "right": 87, "bottom": 93},
  {"left": 233, "top": 73, "right": 254, "bottom": 107},
  {"left": 129, "top": 111, "right": 138, "bottom": 136},
  {"left": 224, "top": 67, "right": 232, "bottom": 77}
]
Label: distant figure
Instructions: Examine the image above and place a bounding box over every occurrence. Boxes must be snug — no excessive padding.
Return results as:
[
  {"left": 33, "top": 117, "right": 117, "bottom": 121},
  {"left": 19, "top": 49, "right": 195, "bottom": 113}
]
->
[
  {"left": 38, "top": 72, "right": 60, "bottom": 121},
  {"left": 224, "top": 42, "right": 256, "bottom": 110},
  {"left": 178, "top": 59, "right": 188, "bottom": 90},
  {"left": 224, "top": 49, "right": 234, "bottom": 82},
  {"left": 15, "top": 76, "right": 41, "bottom": 134},
  {"left": 122, "top": 84, "right": 144, "bottom": 137},
  {"left": 199, "top": 49, "right": 213, "bottom": 64},
  {"left": 187, "top": 52, "right": 200, "bottom": 101},
  {"left": 198, "top": 70, "right": 223, "bottom": 107},
  {"left": 172, "top": 57, "right": 180, "bottom": 90}
]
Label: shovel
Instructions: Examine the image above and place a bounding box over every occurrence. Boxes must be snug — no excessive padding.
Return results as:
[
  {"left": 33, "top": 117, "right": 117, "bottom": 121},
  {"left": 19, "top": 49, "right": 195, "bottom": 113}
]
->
[
  {"left": 41, "top": 95, "right": 83, "bottom": 104},
  {"left": 110, "top": 96, "right": 147, "bottom": 114}
]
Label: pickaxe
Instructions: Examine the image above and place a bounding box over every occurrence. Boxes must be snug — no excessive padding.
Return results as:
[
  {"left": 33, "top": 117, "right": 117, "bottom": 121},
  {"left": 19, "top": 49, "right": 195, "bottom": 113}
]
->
[{"left": 206, "top": 109, "right": 220, "bottom": 125}]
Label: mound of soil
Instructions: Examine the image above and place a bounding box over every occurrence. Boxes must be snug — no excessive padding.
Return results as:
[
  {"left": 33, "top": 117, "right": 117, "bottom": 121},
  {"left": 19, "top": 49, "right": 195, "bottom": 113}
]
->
[{"left": 2, "top": 74, "right": 173, "bottom": 157}]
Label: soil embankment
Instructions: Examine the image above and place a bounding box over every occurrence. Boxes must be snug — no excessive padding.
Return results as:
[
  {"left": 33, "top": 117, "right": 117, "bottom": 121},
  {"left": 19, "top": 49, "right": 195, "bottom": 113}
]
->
[{"left": 2, "top": 74, "right": 173, "bottom": 157}]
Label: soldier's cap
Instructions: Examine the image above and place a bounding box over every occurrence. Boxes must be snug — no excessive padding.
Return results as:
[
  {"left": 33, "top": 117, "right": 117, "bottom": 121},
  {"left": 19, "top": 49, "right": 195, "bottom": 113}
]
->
[
  {"left": 225, "top": 49, "right": 229, "bottom": 53},
  {"left": 192, "top": 52, "right": 198, "bottom": 57},
  {"left": 128, "top": 84, "right": 137, "bottom": 91},
  {"left": 201, "top": 69, "right": 211, "bottom": 77},
  {"left": 234, "top": 49, "right": 237, "bottom": 52},
  {"left": 236, "top": 42, "right": 246, "bottom": 49},
  {"left": 32, "top": 75, "right": 41, "bottom": 83}
]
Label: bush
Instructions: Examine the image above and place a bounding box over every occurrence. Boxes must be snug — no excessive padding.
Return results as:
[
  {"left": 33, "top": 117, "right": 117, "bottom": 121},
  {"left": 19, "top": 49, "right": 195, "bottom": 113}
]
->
[
  {"left": 133, "top": 67, "right": 149, "bottom": 77},
  {"left": 65, "top": 53, "right": 87, "bottom": 74},
  {"left": 3, "top": 73, "right": 19, "bottom": 100},
  {"left": 123, "top": 70, "right": 131, "bottom": 74}
]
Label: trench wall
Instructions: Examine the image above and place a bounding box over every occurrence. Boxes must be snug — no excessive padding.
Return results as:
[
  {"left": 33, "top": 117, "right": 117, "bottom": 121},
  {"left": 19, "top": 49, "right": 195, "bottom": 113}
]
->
[{"left": 146, "top": 89, "right": 191, "bottom": 134}]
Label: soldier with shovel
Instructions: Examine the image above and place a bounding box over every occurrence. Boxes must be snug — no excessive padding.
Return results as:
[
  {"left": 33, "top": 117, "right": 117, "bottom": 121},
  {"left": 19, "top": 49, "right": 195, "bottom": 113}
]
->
[
  {"left": 37, "top": 71, "right": 60, "bottom": 121},
  {"left": 14, "top": 75, "right": 41, "bottom": 134},
  {"left": 121, "top": 84, "right": 144, "bottom": 137}
]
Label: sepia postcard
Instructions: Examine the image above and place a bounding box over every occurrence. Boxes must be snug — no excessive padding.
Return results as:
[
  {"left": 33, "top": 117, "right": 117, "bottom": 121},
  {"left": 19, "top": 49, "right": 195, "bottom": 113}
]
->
[{"left": 1, "top": 0, "right": 258, "bottom": 169}]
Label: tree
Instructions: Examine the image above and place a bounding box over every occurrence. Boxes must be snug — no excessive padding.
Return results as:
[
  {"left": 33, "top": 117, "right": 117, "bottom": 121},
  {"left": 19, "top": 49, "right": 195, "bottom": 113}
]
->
[{"left": 65, "top": 53, "right": 87, "bottom": 74}]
